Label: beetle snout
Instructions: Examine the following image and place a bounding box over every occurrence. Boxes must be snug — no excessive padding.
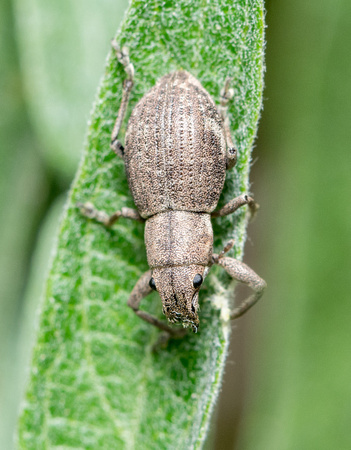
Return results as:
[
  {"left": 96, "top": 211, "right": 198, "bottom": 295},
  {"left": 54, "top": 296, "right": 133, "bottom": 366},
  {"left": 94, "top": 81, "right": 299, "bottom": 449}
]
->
[
  {"left": 151, "top": 265, "right": 205, "bottom": 331},
  {"left": 162, "top": 293, "right": 200, "bottom": 332}
]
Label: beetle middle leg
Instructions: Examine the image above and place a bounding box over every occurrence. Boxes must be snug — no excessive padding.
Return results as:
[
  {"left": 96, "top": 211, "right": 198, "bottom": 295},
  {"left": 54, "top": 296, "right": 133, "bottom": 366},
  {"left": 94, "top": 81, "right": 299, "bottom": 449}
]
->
[
  {"left": 110, "top": 42, "right": 134, "bottom": 158},
  {"left": 77, "top": 202, "right": 144, "bottom": 226},
  {"left": 211, "top": 194, "right": 258, "bottom": 219},
  {"left": 212, "top": 248, "right": 266, "bottom": 319},
  {"left": 128, "top": 270, "right": 187, "bottom": 338}
]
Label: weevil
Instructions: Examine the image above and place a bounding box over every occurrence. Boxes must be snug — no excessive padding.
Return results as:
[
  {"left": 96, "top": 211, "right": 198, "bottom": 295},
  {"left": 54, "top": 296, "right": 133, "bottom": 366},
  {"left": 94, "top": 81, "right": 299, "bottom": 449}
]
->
[{"left": 78, "top": 42, "right": 266, "bottom": 338}]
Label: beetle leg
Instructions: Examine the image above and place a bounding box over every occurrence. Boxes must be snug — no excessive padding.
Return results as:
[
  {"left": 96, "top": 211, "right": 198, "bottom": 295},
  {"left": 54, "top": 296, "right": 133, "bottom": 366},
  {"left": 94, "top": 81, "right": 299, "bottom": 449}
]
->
[
  {"left": 211, "top": 194, "right": 258, "bottom": 219},
  {"left": 218, "top": 77, "right": 237, "bottom": 170},
  {"left": 77, "top": 202, "right": 144, "bottom": 226},
  {"left": 110, "top": 42, "right": 134, "bottom": 158},
  {"left": 212, "top": 239, "right": 235, "bottom": 262},
  {"left": 215, "top": 256, "right": 266, "bottom": 319},
  {"left": 128, "top": 270, "right": 187, "bottom": 338}
]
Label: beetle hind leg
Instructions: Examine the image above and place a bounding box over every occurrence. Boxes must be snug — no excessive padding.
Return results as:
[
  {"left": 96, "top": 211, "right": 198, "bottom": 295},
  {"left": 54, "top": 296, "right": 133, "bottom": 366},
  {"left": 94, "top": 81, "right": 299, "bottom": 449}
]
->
[
  {"left": 218, "top": 77, "right": 237, "bottom": 170},
  {"left": 110, "top": 42, "right": 134, "bottom": 158}
]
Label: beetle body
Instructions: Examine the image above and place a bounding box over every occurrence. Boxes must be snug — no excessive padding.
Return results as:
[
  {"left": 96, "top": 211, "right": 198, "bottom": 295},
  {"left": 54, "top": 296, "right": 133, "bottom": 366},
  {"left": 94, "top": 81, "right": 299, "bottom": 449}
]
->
[
  {"left": 124, "top": 71, "right": 226, "bottom": 330},
  {"left": 79, "top": 44, "right": 266, "bottom": 336}
]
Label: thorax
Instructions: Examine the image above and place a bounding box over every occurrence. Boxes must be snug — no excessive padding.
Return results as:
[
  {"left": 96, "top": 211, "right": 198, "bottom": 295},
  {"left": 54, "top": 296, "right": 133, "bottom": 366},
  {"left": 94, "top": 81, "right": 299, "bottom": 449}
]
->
[{"left": 145, "top": 211, "right": 213, "bottom": 268}]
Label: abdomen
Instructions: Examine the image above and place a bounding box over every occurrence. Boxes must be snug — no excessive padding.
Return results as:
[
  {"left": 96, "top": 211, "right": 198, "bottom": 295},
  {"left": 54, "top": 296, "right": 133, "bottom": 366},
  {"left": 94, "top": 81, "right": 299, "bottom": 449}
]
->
[{"left": 124, "top": 71, "right": 226, "bottom": 218}]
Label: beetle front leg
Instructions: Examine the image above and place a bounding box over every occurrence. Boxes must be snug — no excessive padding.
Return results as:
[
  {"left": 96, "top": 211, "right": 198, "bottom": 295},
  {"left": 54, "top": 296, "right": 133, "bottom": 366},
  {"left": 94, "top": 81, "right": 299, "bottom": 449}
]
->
[
  {"left": 110, "top": 42, "right": 134, "bottom": 158},
  {"left": 77, "top": 202, "right": 144, "bottom": 226},
  {"left": 128, "top": 270, "right": 187, "bottom": 338},
  {"left": 211, "top": 194, "right": 258, "bottom": 219},
  {"left": 213, "top": 254, "right": 266, "bottom": 319}
]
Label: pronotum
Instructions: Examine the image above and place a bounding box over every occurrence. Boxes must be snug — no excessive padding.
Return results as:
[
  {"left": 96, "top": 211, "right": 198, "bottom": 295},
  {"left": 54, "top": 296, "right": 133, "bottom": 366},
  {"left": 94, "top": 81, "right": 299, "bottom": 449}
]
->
[{"left": 78, "top": 42, "right": 266, "bottom": 339}]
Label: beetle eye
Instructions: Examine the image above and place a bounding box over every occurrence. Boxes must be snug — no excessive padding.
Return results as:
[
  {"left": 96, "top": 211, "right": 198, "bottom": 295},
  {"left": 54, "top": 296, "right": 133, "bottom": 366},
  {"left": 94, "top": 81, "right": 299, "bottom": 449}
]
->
[
  {"left": 193, "top": 274, "right": 203, "bottom": 289},
  {"left": 149, "top": 277, "right": 157, "bottom": 291}
]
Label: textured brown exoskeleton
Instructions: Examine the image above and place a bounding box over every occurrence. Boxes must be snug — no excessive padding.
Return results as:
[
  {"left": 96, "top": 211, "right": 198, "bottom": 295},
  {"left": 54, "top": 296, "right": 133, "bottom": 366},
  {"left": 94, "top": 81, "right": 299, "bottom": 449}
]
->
[{"left": 78, "top": 42, "right": 266, "bottom": 338}]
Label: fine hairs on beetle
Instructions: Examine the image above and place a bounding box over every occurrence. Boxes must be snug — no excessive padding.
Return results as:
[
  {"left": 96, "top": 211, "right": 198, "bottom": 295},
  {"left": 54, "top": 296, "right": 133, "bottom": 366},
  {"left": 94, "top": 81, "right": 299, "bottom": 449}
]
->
[{"left": 78, "top": 42, "right": 266, "bottom": 340}]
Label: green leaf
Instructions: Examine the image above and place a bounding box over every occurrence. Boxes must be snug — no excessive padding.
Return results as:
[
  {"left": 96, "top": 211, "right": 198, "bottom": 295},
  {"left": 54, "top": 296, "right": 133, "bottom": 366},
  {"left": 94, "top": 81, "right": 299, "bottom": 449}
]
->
[
  {"left": 14, "top": 0, "right": 130, "bottom": 178},
  {"left": 17, "top": 1, "right": 265, "bottom": 448},
  {"left": 17, "top": 195, "right": 67, "bottom": 406}
]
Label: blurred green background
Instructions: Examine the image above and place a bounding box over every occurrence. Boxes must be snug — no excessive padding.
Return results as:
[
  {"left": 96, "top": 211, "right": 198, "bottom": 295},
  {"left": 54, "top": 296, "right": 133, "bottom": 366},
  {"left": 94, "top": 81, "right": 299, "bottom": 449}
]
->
[{"left": 1, "top": 0, "right": 350, "bottom": 449}]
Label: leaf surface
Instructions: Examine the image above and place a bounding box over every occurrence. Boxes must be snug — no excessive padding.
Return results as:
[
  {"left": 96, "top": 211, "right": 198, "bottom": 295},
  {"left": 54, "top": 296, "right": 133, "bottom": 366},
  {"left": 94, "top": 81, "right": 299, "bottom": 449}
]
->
[{"left": 17, "top": 1, "right": 265, "bottom": 448}]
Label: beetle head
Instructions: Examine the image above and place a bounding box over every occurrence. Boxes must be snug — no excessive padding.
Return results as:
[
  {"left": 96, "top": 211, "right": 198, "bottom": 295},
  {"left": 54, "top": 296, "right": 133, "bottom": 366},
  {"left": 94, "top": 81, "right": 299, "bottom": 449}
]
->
[{"left": 150, "top": 265, "right": 208, "bottom": 333}]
